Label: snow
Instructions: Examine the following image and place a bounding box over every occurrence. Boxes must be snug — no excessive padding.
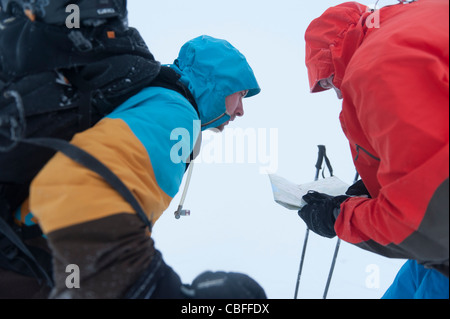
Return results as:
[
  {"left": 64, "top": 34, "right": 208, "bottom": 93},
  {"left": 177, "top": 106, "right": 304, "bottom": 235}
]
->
[{"left": 127, "top": 0, "right": 407, "bottom": 299}]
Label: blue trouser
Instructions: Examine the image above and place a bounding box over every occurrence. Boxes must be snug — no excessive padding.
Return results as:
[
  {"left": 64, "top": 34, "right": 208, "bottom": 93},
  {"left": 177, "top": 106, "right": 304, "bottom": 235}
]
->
[{"left": 382, "top": 260, "right": 449, "bottom": 299}]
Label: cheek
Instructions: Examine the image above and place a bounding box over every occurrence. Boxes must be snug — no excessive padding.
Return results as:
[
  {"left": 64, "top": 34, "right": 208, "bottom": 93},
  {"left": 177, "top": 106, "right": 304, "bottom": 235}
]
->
[{"left": 225, "top": 94, "right": 240, "bottom": 114}]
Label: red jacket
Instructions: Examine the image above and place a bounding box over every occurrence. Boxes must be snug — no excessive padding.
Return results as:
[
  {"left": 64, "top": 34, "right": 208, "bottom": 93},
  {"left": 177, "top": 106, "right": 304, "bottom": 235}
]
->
[{"left": 305, "top": 0, "right": 449, "bottom": 276}]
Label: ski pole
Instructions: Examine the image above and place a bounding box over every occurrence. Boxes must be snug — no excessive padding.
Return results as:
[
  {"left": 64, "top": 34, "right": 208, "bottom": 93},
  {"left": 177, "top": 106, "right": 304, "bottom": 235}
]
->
[
  {"left": 294, "top": 228, "right": 310, "bottom": 299},
  {"left": 294, "top": 145, "right": 328, "bottom": 299},
  {"left": 323, "top": 238, "right": 341, "bottom": 299},
  {"left": 318, "top": 144, "right": 339, "bottom": 299},
  {"left": 322, "top": 171, "right": 360, "bottom": 299}
]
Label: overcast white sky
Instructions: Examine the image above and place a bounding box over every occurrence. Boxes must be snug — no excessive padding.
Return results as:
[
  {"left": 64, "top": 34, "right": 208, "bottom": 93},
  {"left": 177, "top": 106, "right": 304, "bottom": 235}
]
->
[{"left": 126, "top": 0, "right": 406, "bottom": 299}]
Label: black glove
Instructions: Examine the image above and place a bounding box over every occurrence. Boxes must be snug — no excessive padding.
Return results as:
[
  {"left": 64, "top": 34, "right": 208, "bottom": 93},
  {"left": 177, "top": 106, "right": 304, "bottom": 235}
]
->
[
  {"left": 346, "top": 179, "right": 371, "bottom": 198},
  {"left": 298, "top": 191, "right": 349, "bottom": 238},
  {"left": 181, "top": 271, "right": 267, "bottom": 299}
]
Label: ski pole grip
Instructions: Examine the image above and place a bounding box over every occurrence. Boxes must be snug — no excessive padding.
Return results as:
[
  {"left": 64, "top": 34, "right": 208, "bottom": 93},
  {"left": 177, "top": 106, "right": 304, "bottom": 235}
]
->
[
  {"left": 314, "top": 145, "right": 326, "bottom": 181},
  {"left": 316, "top": 145, "right": 326, "bottom": 169},
  {"left": 315, "top": 145, "right": 326, "bottom": 170}
]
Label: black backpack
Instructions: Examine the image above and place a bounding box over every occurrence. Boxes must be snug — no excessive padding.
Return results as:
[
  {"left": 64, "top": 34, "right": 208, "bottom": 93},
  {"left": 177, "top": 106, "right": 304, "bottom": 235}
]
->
[{"left": 0, "top": 1, "right": 197, "bottom": 291}]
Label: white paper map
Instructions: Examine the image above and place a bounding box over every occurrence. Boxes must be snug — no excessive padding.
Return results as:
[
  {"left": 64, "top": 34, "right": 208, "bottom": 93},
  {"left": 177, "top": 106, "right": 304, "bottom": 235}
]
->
[{"left": 268, "top": 174, "right": 350, "bottom": 210}]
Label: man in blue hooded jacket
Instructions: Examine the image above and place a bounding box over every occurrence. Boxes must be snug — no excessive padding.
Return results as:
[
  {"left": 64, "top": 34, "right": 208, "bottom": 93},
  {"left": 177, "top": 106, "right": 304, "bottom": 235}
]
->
[{"left": 27, "top": 35, "right": 265, "bottom": 299}]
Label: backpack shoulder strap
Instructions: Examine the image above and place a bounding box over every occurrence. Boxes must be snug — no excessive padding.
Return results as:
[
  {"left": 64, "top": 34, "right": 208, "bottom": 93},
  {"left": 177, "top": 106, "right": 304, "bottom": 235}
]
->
[
  {"left": 150, "top": 66, "right": 199, "bottom": 117},
  {"left": 0, "top": 210, "right": 53, "bottom": 288},
  {"left": 19, "top": 137, "right": 153, "bottom": 232}
]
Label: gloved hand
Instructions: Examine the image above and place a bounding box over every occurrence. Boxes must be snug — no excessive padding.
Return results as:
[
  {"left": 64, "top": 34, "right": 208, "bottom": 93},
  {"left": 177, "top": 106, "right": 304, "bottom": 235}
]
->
[
  {"left": 298, "top": 191, "right": 349, "bottom": 238},
  {"left": 181, "top": 271, "right": 267, "bottom": 299},
  {"left": 346, "top": 179, "right": 371, "bottom": 198}
]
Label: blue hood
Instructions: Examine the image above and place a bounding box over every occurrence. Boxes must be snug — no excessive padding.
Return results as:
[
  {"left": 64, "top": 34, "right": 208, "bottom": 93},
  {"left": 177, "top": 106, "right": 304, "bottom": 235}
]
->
[{"left": 170, "top": 35, "right": 260, "bottom": 131}]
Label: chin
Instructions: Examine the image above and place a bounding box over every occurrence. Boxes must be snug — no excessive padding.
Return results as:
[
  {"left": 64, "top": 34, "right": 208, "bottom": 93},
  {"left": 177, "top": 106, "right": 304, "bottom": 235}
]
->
[
  {"left": 215, "top": 125, "right": 225, "bottom": 132},
  {"left": 208, "top": 125, "right": 225, "bottom": 133}
]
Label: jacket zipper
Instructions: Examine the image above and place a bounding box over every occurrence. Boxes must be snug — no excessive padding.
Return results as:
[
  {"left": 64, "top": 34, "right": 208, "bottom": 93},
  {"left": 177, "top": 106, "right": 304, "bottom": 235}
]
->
[{"left": 355, "top": 144, "right": 381, "bottom": 162}]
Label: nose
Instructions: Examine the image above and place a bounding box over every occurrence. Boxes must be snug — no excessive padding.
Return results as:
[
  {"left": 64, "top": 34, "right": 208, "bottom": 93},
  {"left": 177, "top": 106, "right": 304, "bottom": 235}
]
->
[{"left": 235, "top": 100, "right": 244, "bottom": 117}]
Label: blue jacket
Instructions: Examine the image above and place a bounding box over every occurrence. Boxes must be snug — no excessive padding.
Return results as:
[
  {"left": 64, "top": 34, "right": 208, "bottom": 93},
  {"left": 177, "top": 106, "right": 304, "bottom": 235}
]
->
[
  {"left": 30, "top": 34, "right": 260, "bottom": 231},
  {"left": 383, "top": 260, "right": 449, "bottom": 299},
  {"left": 28, "top": 35, "right": 260, "bottom": 298}
]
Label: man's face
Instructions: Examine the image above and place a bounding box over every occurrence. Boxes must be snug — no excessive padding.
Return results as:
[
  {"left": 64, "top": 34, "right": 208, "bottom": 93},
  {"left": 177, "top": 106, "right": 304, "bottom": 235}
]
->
[{"left": 215, "top": 90, "right": 249, "bottom": 132}]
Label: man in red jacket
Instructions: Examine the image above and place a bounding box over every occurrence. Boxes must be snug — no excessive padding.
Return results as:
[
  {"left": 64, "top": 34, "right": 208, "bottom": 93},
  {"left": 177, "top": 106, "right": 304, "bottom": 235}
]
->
[{"left": 300, "top": 0, "right": 449, "bottom": 298}]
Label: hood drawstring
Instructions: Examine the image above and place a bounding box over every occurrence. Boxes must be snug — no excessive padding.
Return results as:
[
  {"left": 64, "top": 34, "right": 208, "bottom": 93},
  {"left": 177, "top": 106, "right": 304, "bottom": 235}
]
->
[
  {"left": 200, "top": 112, "right": 230, "bottom": 129},
  {"left": 374, "top": 0, "right": 417, "bottom": 10},
  {"left": 174, "top": 161, "right": 194, "bottom": 219},
  {"left": 174, "top": 133, "right": 202, "bottom": 220}
]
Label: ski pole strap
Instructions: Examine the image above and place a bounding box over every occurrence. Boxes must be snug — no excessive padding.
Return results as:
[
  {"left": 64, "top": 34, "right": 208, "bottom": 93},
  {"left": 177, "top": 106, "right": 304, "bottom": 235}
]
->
[
  {"left": 20, "top": 137, "right": 153, "bottom": 232},
  {"left": 315, "top": 145, "right": 334, "bottom": 180}
]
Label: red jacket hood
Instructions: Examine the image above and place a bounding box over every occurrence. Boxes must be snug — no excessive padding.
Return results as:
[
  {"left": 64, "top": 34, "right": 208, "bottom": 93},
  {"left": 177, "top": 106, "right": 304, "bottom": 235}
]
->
[{"left": 305, "top": 2, "right": 371, "bottom": 93}]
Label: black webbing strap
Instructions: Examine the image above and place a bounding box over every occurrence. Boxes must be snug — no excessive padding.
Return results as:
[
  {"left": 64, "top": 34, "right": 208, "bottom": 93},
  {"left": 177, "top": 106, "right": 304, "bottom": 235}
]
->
[
  {"left": 0, "top": 214, "right": 53, "bottom": 287},
  {"left": 21, "top": 137, "right": 153, "bottom": 232}
]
